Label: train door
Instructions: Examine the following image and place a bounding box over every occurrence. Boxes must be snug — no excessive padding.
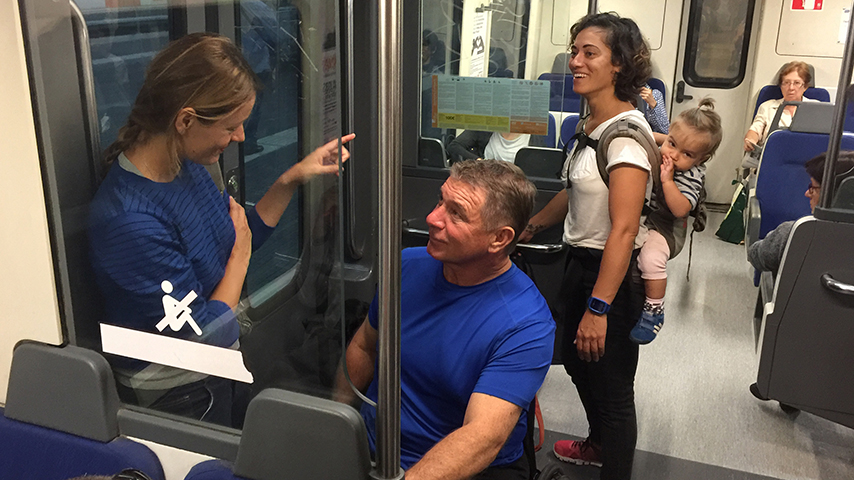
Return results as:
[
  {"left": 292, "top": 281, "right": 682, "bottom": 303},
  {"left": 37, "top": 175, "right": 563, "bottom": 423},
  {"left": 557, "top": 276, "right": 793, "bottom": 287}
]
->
[{"left": 670, "top": 0, "right": 759, "bottom": 204}]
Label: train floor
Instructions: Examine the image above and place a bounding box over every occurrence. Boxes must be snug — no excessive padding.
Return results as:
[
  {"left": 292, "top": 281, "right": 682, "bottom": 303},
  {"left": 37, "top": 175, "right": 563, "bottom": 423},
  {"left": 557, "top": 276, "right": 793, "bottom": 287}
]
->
[{"left": 535, "top": 211, "right": 854, "bottom": 480}]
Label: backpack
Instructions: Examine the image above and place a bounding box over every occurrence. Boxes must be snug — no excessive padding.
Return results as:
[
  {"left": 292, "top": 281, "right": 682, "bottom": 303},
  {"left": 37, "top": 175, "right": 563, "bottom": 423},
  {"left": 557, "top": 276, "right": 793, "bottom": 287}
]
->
[{"left": 562, "top": 115, "right": 707, "bottom": 273}]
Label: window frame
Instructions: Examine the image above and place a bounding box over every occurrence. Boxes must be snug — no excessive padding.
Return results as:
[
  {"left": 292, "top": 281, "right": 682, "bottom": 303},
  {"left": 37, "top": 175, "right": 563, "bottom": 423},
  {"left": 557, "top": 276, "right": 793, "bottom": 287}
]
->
[{"left": 682, "top": 0, "right": 756, "bottom": 89}]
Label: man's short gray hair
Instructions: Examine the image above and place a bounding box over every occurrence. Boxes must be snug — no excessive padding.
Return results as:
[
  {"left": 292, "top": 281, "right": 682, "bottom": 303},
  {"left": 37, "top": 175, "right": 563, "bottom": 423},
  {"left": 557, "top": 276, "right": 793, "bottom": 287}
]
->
[{"left": 450, "top": 159, "right": 537, "bottom": 252}]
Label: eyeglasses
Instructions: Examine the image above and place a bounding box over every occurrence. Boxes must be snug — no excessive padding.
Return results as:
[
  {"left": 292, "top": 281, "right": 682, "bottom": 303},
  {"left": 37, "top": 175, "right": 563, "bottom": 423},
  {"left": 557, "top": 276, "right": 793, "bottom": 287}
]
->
[
  {"left": 807, "top": 183, "right": 821, "bottom": 194},
  {"left": 782, "top": 80, "right": 805, "bottom": 88},
  {"left": 112, "top": 469, "right": 154, "bottom": 480}
]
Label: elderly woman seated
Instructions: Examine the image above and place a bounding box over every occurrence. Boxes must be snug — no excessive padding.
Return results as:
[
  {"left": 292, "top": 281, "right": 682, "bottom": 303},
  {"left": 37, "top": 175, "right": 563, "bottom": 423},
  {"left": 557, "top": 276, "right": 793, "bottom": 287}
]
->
[{"left": 744, "top": 61, "right": 815, "bottom": 153}]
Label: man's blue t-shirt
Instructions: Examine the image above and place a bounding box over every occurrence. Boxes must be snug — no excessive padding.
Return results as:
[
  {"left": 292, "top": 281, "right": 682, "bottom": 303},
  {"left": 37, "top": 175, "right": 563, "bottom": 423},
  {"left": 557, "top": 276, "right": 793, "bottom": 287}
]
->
[{"left": 361, "top": 247, "right": 554, "bottom": 470}]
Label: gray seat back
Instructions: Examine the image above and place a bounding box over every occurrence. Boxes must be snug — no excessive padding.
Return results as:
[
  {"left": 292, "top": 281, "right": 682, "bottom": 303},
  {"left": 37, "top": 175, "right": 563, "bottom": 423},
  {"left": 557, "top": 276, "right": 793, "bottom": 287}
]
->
[
  {"left": 834, "top": 176, "right": 854, "bottom": 209},
  {"left": 5, "top": 341, "right": 120, "bottom": 442},
  {"left": 419, "top": 137, "right": 449, "bottom": 168},
  {"left": 755, "top": 217, "right": 854, "bottom": 429},
  {"left": 514, "top": 147, "right": 564, "bottom": 179},
  {"left": 234, "top": 389, "right": 371, "bottom": 480}
]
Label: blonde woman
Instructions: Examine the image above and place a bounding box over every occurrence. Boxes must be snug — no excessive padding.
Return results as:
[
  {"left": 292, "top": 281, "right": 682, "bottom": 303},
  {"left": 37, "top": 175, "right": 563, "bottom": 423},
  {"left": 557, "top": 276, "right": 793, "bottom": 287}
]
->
[{"left": 89, "top": 33, "right": 352, "bottom": 425}]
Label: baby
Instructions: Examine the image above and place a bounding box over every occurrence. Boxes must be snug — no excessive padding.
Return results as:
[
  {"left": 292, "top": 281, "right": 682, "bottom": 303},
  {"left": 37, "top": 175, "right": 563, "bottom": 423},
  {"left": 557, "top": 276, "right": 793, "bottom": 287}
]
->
[{"left": 630, "top": 98, "right": 723, "bottom": 344}]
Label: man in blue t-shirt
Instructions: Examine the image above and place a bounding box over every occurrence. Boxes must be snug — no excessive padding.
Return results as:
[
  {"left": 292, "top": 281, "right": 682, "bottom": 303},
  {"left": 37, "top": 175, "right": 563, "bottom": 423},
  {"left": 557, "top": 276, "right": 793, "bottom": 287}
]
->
[{"left": 338, "top": 160, "right": 555, "bottom": 480}]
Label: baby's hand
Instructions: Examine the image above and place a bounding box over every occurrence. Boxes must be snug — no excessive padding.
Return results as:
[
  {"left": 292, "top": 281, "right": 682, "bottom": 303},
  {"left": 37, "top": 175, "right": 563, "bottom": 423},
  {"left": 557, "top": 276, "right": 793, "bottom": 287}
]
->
[{"left": 660, "top": 155, "right": 675, "bottom": 183}]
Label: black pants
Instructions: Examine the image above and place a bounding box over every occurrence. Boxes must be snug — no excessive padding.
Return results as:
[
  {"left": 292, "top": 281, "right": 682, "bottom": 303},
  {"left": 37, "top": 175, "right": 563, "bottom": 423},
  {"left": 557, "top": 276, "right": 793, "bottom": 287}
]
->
[
  {"left": 117, "top": 376, "right": 248, "bottom": 428},
  {"left": 560, "top": 247, "right": 643, "bottom": 480},
  {"left": 473, "top": 451, "right": 529, "bottom": 480}
]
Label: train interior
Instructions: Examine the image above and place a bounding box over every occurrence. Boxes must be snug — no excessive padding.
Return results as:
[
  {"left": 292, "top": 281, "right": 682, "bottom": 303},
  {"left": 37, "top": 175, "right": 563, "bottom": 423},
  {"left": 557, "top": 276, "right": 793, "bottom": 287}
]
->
[{"left": 2, "top": 0, "right": 854, "bottom": 479}]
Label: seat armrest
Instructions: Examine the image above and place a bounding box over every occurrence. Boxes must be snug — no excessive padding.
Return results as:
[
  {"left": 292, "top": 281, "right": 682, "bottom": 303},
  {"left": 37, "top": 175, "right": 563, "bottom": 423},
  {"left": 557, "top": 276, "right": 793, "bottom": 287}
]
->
[{"left": 745, "top": 195, "right": 761, "bottom": 250}]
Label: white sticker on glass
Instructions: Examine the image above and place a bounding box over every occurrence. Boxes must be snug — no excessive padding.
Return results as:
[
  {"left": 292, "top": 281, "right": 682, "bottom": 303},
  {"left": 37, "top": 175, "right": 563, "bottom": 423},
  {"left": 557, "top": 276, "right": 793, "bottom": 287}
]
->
[{"left": 155, "top": 280, "right": 202, "bottom": 336}]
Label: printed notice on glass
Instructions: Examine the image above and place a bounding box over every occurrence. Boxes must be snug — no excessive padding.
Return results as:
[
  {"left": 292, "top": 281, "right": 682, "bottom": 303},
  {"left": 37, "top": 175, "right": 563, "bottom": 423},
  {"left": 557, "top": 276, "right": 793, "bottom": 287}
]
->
[{"left": 431, "top": 75, "right": 550, "bottom": 135}]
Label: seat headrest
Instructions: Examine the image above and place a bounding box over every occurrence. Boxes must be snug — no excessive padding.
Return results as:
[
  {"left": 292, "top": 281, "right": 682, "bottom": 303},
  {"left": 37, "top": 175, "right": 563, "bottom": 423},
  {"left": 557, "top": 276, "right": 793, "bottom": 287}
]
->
[{"left": 773, "top": 63, "right": 816, "bottom": 87}]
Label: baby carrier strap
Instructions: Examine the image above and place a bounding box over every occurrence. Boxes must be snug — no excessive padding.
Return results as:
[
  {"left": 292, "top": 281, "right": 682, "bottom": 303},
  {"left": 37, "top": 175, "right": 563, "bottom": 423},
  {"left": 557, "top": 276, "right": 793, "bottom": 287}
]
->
[{"left": 566, "top": 116, "right": 664, "bottom": 199}]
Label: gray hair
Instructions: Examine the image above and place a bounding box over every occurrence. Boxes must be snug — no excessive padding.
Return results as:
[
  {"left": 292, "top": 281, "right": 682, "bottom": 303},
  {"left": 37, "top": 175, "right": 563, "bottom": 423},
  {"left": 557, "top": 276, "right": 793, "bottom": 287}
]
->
[{"left": 450, "top": 159, "right": 537, "bottom": 253}]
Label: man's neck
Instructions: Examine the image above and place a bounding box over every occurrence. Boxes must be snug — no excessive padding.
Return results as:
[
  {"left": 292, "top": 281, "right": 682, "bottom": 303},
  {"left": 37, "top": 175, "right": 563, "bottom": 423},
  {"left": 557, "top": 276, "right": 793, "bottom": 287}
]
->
[{"left": 442, "top": 256, "right": 513, "bottom": 287}]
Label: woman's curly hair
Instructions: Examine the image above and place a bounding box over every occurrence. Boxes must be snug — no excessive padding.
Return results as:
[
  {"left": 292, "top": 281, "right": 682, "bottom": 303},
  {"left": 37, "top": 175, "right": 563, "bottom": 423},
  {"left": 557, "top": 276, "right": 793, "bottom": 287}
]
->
[{"left": 570, "top": 13, "right": 652, "bottom": 103}]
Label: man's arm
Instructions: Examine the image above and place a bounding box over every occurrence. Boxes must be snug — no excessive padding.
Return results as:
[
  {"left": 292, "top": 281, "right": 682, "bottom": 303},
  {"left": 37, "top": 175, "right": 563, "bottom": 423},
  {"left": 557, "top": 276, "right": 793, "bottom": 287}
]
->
[
  {"left": 405, "top": 393, "right": 522, "bottom": 480},
  {"left": 334, "top": 318, "right": 378, "bottom": 405},
  {"left": 747, "top": 221, "right": 795, "bottom": 274}
]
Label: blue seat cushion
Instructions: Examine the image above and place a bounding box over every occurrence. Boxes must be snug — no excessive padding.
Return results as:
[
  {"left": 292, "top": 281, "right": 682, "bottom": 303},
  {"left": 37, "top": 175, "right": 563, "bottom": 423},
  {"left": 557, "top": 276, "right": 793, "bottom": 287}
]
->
[
  {"left": 185, "top": 459, "right": 244, "bottom": 480},
  {"left": 0, "top": 408, "right": 164, "bottom": 480}
]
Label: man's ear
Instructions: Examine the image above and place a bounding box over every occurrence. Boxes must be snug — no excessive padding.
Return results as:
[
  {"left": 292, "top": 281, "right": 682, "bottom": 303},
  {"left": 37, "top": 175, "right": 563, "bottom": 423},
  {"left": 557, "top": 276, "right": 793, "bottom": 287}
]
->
[
  {"left": 174, "top": 107, "right": 197, "bottom": 135},
  {"left": 489, "top": 226, "right": 516, "bottom": 254}
]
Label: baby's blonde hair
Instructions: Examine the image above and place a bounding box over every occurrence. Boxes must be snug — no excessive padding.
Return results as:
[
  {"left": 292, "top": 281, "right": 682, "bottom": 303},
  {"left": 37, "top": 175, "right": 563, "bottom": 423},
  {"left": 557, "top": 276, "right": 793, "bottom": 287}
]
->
[{"left": 671, "top": 97, "right": 722, "bottom": 163}]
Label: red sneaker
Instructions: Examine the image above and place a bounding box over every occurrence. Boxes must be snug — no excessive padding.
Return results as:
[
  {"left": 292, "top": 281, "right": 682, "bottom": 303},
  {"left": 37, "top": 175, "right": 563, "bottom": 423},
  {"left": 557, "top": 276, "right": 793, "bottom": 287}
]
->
[{"left": 553, "top": 439, "right": 602, "bottom": 467}]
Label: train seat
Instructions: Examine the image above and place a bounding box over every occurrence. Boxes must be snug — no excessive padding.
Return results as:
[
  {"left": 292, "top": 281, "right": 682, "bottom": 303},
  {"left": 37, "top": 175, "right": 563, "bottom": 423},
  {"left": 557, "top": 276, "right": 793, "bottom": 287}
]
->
[
  {"left": 537, "top": 73, "right": 581, "bottom": 112},
  {"left": 515, "top": 147, "right": 564, "bottom": 180},
  {"left": 0, "top": 342, "right": 164, "bottom": 480},
  {"left": 419, "top": 137, "right": 449, "bottom": 168},
  {"left": 559, "top": 113, "right": 580, "bottom": 150},
  {"left": 546, "top": 112, "right": 557, "bottom": 148},
  {"left": 834, "top": 176, "right": 854, "bottom": 208},
  {"left": 647, "top": 77, "right": 666, "bottom": 100},
  {"left": 184, "top": 389, "right": 371, "bottom": 480},
  {"left": 744, "top": 102, "right": 854, "bottom": 286},
  {"left": 745, "top": 105, "right": 854, "bottom": 251},
  {"left": 753, "top": 216, "right": 854, "bottom": 430},
  {"left": 753, "top": 85, "right": 830, "bottom": 117}
]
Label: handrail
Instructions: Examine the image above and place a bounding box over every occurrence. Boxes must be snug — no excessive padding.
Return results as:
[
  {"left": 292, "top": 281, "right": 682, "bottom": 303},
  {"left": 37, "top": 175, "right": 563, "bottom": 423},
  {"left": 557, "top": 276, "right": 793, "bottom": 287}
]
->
[
  {"left": 376, "top": 0, "right": 403, "bottom": 477},
  {"left": 821, "top": 273, "right": 854, "bottom": 296},
  {"left": 402, "top": 227, "right": 565, "bottom": 253},
  {"left": 69, "top": 0, "right": 102, "bottom": 181},
  {"left": 818, "top": 4, "right": 854, "bottom": 213},
  {"left": 345, "top": 0, "right": 362, "bottom": 259}
]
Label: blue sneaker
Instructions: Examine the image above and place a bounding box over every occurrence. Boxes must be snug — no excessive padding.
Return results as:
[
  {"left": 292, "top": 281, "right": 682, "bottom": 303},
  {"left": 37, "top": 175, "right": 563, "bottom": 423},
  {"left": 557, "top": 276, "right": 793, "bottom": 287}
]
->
[{"left": 630, "top": 309, "right": 664, "bottom": 344}]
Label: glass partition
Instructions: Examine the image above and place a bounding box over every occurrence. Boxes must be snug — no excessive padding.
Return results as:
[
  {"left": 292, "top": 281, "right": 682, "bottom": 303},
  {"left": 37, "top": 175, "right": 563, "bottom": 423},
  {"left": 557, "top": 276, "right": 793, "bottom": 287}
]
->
[
  {"left": 32, "top": 0, "right": 345, "bottom": 430},
  {"left": 417, "top": 1, "right": 610, "bottom": 170}
]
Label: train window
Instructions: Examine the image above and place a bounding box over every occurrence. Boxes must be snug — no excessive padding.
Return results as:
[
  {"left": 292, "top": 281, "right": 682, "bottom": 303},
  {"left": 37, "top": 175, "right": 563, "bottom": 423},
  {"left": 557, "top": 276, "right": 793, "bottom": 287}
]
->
[
  {"left": 236, "top": 0, "right": 304, "bottom": 303},
  {"left": 25, "top": 0, "right": 346, "bottom": 433},
  {"left": 82, "top": 5, "right": 171, "bottom": 151},
  {"left": 421, "top": 1, "right": 553, "bottom": 165},
  {"left": 683, "top": 0, "right": 755, "bottom": 88}
]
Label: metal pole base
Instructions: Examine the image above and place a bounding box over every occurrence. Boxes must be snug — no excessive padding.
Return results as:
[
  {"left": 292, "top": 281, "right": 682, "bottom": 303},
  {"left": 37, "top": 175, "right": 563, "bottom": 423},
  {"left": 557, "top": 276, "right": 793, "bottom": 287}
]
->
[{"left": 369, "top": 467, "right": 405, "bottom": 480}]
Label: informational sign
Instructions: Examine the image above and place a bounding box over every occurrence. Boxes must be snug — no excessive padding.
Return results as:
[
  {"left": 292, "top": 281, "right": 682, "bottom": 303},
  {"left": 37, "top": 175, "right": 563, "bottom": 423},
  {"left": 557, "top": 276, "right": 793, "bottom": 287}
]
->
[
  {"left": 432, "top": 75, "right": 550, "bottom": 135},
  {"left": 841, "top": 8, "right": 851, "bottom": 44},
  {"left": 321, "top": 46, "right": 339, "bottom": 143},
  {"left": 792, "top": 0, "right": 823, "bottom": 10},
  {"left": 470, "top": 11, "right": 488, "bottom": 77}
]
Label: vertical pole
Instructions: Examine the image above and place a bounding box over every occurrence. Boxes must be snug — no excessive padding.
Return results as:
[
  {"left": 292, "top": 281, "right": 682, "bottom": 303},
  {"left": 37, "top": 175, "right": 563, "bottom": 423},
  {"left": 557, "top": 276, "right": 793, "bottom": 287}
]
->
[
  {"left": 819, "top": 8, "right": 854, "bottom": 211},
  {"left": 375, "top": 0, "right": 403, "bottom": 478}
]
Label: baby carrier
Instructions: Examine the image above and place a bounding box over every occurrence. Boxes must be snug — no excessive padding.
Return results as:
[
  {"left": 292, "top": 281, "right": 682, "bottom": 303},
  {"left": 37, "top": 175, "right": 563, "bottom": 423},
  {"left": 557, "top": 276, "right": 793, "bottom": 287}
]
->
[{"left": 563, "top": 116, "right": 707, "bottom": 273}]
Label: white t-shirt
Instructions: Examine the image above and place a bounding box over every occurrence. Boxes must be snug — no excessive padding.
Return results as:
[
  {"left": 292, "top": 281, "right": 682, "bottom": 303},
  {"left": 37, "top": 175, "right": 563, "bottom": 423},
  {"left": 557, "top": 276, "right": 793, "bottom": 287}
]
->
[
  {"left": 561, "top": 110, "right": 652, "bottom": 250},
  {"left": 483, "top": 132, "right": 531, "bottom": 163}
]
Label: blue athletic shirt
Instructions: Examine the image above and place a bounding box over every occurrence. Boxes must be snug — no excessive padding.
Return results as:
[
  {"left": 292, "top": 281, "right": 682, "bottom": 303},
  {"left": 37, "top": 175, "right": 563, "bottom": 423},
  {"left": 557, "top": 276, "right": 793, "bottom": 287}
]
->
[
  {"left": 361, "top": 247, "right": 555, "bottom": 470},
  {"left": 89, "top": 159, "right": 274, "bottom": 384}
]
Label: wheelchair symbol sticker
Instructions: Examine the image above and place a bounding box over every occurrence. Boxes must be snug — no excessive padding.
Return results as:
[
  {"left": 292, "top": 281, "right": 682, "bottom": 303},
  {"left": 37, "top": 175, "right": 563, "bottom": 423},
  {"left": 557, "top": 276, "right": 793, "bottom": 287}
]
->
[{"left": 155, "top": 280, "right": 202, "bottom": 336}]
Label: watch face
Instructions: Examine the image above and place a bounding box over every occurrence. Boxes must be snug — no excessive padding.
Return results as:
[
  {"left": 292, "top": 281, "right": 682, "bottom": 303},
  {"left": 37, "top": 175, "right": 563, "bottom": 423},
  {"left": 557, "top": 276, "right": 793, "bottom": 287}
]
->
[{"left": 588, "top": 297, "right": 610, "bottom": 314}]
